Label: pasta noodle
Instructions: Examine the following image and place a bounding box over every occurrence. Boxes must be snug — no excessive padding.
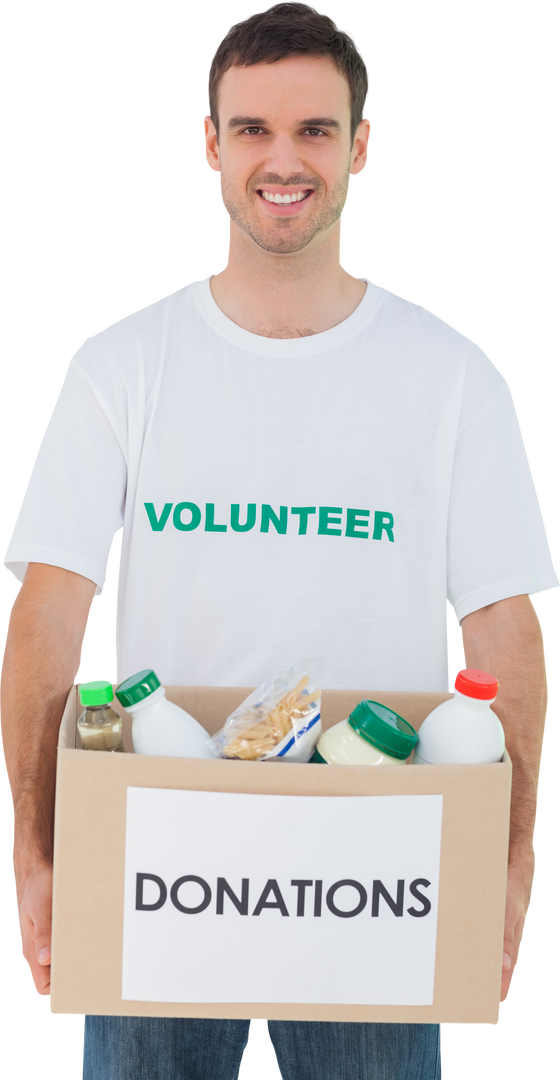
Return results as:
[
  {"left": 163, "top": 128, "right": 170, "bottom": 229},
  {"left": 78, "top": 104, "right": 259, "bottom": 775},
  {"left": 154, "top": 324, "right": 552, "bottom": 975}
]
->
[{"left": 220, "top": 675, "right": 319, "bottom": 759}]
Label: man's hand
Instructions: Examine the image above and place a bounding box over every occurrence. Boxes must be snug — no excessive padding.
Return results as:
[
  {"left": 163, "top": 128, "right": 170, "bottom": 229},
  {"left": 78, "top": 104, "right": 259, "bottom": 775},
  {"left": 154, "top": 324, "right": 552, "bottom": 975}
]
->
[
  {"left": 501, "top": 850, "right": 534, "bottom": 1002},
  {"left": 17, "top": 863, "right": 54, "bottom": 994}
]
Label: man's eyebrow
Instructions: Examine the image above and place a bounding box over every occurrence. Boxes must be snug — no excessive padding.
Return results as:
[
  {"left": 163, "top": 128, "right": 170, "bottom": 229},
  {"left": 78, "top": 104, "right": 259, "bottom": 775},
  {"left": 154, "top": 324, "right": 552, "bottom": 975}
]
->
[{"left": 226, "top": 115, "right": 342, "bottom": 131}]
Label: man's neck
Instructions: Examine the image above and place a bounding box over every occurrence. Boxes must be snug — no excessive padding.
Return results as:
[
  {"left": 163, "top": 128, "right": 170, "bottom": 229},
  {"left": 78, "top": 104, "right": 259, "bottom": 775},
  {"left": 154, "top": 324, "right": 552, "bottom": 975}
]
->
[
  {"left": 210, "top": 221, "right": 366, "bottom": 339},
  {"left": 212, "top": 258, "right": 366, "bottom": 334}
]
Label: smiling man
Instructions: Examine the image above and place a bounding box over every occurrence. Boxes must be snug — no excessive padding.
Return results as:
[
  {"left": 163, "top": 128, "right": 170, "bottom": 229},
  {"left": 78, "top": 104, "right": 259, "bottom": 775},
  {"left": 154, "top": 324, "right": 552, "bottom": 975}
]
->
[
  {"left": 1, "top": 4, "right": 558, "bottom": 1080},
  {"left": 207, "top": 47, "right": 369, "bottom": 335}
]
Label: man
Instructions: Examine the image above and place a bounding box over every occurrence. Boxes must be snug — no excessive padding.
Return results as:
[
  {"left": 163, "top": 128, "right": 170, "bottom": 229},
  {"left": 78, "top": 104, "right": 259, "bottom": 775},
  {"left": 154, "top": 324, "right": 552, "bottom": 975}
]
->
[{"left": 1, "top": 4, "right": 557, "bottom": 1078}]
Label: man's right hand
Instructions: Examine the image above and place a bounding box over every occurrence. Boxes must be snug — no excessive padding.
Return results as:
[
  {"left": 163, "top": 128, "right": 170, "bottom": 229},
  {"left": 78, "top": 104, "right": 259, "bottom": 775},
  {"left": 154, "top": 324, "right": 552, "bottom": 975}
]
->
[{"left": 17, "top": 862, "right": 54, "bottom": 994}]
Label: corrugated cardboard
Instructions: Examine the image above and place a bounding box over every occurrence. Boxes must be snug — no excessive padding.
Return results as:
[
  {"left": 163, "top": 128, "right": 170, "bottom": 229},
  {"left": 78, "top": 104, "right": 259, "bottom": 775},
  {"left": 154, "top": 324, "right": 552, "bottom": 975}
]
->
[{"left": 51, "top": 686, "right": 511, "bottom": 1023}]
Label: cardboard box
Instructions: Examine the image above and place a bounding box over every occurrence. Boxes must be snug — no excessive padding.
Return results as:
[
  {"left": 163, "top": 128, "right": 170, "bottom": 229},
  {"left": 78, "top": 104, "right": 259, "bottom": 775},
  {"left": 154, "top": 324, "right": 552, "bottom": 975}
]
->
[{"left": 51, "top": 686, "right": 511, "bottom": 1023}]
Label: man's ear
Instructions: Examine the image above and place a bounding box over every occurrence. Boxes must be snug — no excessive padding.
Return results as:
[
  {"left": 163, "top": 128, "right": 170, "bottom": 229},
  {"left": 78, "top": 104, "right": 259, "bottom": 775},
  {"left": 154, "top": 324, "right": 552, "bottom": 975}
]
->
[
  {"left": 205, "top": 116, "right": 220, "bottom": 171},
  {"left": 353, "top": 116, "right": 375, "bottom": 178}
]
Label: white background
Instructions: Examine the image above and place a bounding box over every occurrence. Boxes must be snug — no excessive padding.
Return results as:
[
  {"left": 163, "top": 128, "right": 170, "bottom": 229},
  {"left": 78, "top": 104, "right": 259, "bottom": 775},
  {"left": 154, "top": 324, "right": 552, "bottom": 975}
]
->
[{"left": 122, "top": 789, "right": 442, "bottom": 1005}]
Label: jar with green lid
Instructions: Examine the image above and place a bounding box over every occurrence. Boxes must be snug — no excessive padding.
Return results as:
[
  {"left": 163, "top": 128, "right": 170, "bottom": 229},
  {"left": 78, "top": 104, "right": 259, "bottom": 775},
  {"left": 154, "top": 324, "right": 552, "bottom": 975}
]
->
[
  {"left": 77, "top": 681, "right": 124, "bottom": 752},
  {"left": 311, "top": 700, "right": 418, "bottom": 766}
]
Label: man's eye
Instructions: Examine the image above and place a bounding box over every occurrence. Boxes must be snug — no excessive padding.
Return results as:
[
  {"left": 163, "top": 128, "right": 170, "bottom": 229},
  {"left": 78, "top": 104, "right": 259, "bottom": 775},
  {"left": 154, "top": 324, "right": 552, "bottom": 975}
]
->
[
  {"left": 304, "top": 128, "right": 326, "bottom": 137},
  {"left": 243, "top": 127, "right": 263, "bottom": 135},
  {"left": 241, "top": 129, "right": 328, "bottom": 138}
]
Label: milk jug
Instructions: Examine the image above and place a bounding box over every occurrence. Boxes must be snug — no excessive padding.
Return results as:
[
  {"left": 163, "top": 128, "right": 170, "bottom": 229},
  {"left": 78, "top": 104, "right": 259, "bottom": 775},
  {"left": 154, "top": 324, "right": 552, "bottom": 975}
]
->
[
  {"left": 412, "top": 668, "right": 504, "bottom": 764},
  {"left": 115, "top": 669, "right": 214, "bottom": 758}
]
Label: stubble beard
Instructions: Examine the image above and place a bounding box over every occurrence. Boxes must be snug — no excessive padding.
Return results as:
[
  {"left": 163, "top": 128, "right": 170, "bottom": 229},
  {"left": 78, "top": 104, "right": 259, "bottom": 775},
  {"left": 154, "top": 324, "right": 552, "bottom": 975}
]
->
[{"left": 221, "top": 165, "right": 351, "bottom": 254}]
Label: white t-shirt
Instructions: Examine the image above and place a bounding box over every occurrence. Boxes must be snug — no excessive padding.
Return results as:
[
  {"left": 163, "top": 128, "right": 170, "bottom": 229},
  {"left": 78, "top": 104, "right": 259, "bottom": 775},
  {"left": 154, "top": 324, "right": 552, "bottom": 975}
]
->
[{"left": 5, "top": 278, "right": 557, "bottom": 691}]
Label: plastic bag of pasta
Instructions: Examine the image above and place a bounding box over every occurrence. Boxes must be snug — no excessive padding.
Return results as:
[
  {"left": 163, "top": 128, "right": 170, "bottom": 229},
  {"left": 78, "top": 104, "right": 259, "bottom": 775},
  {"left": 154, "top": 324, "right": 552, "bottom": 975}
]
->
[{"left": 210, "top": 658, "right": 323, "bottom": 763}]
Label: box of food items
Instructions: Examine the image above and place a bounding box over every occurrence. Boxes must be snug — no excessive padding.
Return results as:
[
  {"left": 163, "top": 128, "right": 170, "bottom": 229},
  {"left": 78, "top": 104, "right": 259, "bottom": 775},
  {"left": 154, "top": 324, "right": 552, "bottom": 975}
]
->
[{"left": 51, "top": 660, "right": 511, "bottom": 1023}]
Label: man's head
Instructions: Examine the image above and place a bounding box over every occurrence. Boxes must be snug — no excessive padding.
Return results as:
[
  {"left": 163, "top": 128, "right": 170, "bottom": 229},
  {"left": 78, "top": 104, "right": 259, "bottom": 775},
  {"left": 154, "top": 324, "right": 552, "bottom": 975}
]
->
[
  {"left": 209, "top": 3, "right": 368, "bottom": 146},
  {"left": 205, "top": 4, "right": 369, "bottom": 256}
]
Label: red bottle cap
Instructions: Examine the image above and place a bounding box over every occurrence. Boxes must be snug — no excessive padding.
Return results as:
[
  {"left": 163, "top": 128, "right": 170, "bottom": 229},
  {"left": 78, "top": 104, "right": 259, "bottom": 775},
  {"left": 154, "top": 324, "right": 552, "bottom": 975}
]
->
[{"left": 455, "top": 668, "right": 499, "bottom": 700}]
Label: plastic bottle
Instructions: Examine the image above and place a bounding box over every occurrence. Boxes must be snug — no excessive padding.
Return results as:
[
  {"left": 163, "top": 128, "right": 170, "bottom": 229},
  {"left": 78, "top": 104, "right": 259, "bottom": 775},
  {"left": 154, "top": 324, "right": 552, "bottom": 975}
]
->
[
  {"left": 115, "top": 669, "right": 215, "bottom": 758},
  {"left": 311, "top": 699, "right": 418, "bottom": 765},
  {"left": 77, "top": 681, "right": 124, "bottom": 752},
  {"left": 411, "top": 668, "right": 504, "bottom": 764}
]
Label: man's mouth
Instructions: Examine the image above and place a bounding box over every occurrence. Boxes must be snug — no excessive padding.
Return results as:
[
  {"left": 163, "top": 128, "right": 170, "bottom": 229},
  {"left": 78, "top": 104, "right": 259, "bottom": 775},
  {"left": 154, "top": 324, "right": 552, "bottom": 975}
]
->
[{"left": 257, "top": 188, "right": 313, "bottom": 204}]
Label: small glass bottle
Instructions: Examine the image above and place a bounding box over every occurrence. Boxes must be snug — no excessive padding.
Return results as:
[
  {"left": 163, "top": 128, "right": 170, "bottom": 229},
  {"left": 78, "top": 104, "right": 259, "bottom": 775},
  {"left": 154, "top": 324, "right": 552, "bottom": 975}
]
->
[{"left": 77, "top": 681, "right": 124, "bottom": 752}]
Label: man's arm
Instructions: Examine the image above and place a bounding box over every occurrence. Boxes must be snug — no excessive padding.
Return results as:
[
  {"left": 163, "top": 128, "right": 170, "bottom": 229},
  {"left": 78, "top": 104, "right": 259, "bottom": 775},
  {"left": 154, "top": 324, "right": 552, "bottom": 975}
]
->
[
  {"left": 1, "top": 563, "right": 96, "bottom": 993},
  {"left": 461, "top": 593, "right": 547, "bottom": 1002}
]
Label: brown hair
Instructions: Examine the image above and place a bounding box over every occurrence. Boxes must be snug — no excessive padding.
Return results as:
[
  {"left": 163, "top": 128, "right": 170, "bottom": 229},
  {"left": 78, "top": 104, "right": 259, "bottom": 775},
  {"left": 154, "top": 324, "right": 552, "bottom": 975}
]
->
[{"left": 209, "top": 3, "right": 368, "bottom": 143}]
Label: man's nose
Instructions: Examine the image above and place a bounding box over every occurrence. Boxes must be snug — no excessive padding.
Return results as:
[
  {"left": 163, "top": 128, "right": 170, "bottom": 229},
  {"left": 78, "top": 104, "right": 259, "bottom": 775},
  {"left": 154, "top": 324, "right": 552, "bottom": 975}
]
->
[{"left": 263, "top": 134, "right": 305, "bottom": 179}]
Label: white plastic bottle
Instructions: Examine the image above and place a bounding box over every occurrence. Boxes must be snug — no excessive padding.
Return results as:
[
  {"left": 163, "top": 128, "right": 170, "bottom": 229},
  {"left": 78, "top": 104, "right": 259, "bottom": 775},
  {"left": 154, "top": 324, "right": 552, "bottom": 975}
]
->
[
  {"left": 411, "top": 668, "right": 504, "bottom": 764},
  {"left": 115, "top": 669, "right": 215, "bottom": 758}
]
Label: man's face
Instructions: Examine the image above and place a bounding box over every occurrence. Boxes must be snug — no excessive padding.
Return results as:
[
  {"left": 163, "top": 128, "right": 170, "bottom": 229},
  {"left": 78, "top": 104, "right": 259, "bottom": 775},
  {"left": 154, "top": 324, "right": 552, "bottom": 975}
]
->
[{"left": 207, "top": 55, "right": 367, "bottom": 255}]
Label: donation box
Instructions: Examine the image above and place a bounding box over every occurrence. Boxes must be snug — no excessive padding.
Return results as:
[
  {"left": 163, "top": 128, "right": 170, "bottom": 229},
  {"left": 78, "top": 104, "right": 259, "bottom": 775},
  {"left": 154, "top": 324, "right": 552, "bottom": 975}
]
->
[{"left": 51, "top": 686, "right": 511, "bottom": 1024}]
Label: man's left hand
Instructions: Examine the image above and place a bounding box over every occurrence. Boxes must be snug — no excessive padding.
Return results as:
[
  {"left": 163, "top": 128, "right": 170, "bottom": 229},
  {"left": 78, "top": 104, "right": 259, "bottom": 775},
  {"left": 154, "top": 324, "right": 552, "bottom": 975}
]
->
[{"left": 501, "top": 850, "right": 535, "bottom": 1001}]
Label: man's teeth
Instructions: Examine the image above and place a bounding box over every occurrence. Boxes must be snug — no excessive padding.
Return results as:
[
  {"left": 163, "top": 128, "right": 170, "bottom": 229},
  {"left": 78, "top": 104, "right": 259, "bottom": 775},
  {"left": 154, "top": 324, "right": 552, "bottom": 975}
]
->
[{"left": 260, "top": 190, "right": 310, "bottom": 203}]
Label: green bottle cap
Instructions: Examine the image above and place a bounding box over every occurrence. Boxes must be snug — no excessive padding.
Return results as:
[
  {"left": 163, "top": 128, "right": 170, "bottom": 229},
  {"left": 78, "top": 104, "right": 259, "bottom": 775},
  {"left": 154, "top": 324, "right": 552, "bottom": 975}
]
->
[
  {"left": 348, "top": 700, "right": 418, "bottom": 759},
  {"left": 79, "top": 681, "right": 114, "bottom": 707},
  {"left": 115, "top": 669, "right": 161, "bottom": 708}
]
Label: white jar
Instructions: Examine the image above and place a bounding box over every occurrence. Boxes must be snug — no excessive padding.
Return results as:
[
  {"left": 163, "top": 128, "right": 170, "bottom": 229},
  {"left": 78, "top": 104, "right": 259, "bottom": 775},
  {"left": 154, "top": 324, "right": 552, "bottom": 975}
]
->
[
  {"left": 412, "top": 668, "right": 505, "bottom": 764},
  {"left": 115, "top": 669, "right": 215, "bottom": 758},
  {"left": 312, "top": 699, "right": 418, "bottom": 766}
]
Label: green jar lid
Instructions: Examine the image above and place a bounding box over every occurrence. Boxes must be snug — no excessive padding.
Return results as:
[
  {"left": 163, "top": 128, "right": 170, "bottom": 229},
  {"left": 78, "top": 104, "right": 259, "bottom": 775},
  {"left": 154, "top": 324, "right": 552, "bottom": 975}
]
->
[
  {"left": 79, "top": 680, "right": 114, "bottom": 707},
  {"left": 115, "top": 669, "right": 161, "bottom": 708},
  {"left": 348, "top": 700, "right": 418, "bottom": 759}
]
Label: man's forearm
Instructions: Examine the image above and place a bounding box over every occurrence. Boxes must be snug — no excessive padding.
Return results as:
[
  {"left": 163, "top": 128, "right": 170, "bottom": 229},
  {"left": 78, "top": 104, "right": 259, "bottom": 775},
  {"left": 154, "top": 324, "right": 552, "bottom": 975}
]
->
[
  {"left": 1, "top": 564, "right": 96, "bottom": 882},
  {"left": 461, "top": 594, "right": 547, "bottom": 866},
  {"left": 2, "top": 595, "right": 79, "bottom": 878}
]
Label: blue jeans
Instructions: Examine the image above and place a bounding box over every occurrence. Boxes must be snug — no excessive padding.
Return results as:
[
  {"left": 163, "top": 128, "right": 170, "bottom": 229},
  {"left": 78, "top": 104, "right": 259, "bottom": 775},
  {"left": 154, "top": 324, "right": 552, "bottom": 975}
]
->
[{"left": 83, "top": 1017, "right": 441, "bottom": 1079}]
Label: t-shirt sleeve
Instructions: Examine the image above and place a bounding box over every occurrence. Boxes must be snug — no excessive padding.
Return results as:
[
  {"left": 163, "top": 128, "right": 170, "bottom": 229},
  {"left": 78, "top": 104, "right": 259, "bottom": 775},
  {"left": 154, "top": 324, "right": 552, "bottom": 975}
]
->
[
  {"left": 447, "top": 381, "right": 558, "bottom": 622},
  {"left": 4, "top": 360, "right": 127, "bottom": 595}
]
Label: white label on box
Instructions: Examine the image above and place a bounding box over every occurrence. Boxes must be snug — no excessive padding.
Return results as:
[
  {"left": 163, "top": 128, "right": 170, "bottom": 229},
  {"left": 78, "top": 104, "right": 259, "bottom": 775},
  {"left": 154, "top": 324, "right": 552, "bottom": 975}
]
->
[{"left": 122, "top": 788, "right": 443, "bottom": 1005}]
